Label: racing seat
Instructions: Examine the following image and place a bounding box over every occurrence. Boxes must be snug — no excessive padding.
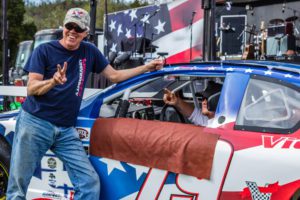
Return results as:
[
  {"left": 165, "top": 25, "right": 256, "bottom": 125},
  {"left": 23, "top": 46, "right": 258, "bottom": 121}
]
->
[{"left": 159, "top": 105, "right": 187, "bottom": 123}]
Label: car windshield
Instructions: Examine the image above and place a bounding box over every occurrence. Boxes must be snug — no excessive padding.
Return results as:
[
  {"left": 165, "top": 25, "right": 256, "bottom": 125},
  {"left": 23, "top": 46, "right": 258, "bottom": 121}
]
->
[
  {"left": 34, "top": 34, "right": 58, "bottom": 49},
  {"left": 15, "top": 42, "right": 32, "bottom": 69}
]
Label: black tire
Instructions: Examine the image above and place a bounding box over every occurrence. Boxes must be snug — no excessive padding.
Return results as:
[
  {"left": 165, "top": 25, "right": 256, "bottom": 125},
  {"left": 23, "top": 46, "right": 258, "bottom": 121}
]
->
[
  {"left": 291, "top": 188, "right": 300, "bottom": 200},
  {"left": 0, "top": 137, "right": 11, "bottom": 200}
]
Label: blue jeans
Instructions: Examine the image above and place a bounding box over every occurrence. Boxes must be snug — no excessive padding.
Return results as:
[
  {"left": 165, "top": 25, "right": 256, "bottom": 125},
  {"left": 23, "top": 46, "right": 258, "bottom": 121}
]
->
[{"left": 7, "top": 109, "right": 100, "bottom": 200}]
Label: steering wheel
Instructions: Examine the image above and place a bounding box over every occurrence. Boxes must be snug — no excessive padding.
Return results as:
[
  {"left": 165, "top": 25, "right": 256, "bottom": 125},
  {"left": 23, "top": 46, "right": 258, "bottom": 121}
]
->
[{"left": 159, "top": 104, "right": 186, "bottom": 123}]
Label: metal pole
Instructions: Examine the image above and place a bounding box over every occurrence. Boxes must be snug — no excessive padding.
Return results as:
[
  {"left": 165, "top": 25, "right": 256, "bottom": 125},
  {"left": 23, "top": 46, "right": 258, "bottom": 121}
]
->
[
  {"left": 89, "top": 0, "right": 97, "bottom": 44},
  {"left": 190, "top": 11, "right": 196, "bottom": 62},
  {"left": 202, "top": 0, "right": 216, "bottom": 61},
  {"left": 2, "top": 0, "right": 9, "bottom": 85},
  {"left": 104, "top": 0, "right": 109, "bottom": 57},
  {"left": 88, "top": 0, "right": 97, "bottom": 88},
  {"left": 210, "top": 0, "right": 216, "bottom": 61},
  {"left": 2, "top": 0, "right": 10, "bottom": 111}
]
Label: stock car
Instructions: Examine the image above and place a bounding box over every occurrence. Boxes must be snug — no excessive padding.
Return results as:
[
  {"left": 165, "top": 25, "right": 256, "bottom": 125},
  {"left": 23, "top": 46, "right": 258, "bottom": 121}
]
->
[{"left": 0, "top": 61, "right": 299, "bottom": 200}]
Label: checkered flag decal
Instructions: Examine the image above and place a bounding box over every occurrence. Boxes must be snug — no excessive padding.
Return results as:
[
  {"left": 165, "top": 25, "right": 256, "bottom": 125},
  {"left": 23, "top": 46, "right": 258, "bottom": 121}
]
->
[{"left": 246, "top": 181, "right": 272, "bottom": 200}]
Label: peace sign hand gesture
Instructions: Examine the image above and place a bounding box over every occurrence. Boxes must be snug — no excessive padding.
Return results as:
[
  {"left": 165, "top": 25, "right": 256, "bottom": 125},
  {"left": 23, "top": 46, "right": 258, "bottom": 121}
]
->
[{"left": 53, "top": 62, "right": 68, "bottom": 85}]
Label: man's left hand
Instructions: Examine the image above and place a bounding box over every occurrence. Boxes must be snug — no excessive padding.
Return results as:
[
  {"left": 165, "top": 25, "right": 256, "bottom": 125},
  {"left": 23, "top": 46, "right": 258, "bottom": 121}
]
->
[{"left": 145, "top": 58, "right": 164, "bottom": 72}]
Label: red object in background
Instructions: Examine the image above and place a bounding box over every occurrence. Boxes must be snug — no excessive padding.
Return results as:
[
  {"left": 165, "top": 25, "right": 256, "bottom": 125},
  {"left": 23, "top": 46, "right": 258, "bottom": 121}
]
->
[
  {"left": 14, "top": 79, "right": 26, "bottom": 103},
  {"left": 14, "top": 78, "right": 24, "bottom": 86},
  {"left": 129, "top": 98, "right": 152, "bottom": 106}
]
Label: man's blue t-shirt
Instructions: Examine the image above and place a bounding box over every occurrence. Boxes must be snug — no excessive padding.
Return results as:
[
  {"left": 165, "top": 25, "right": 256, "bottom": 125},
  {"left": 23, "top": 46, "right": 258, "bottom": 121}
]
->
[{"left": 22, "top": 40, "right": 109, "bottom": 127}]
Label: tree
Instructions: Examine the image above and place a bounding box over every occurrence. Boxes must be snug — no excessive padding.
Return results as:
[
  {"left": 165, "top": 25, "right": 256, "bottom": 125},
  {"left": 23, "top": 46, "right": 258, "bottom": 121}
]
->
[
  {"left": 0, "top": 0, "right": 150, "bottom": 72},
  {"left": 24, "top": 0, "right": 89, "bottom": 30},
  {"left": 0, "top": 0, "right": 37, "bottom": 72},
  {"left": 24, "top": 0, "right": 149, "bottom": 34}
]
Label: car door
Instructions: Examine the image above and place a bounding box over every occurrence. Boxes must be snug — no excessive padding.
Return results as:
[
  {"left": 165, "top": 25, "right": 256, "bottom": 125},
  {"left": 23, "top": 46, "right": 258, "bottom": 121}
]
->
[
  {"left": 215, "top": 73, "right": 300, "bottom": 200},
  {"left": 90, "top": 73, "right": 235, "bottom": 200}
]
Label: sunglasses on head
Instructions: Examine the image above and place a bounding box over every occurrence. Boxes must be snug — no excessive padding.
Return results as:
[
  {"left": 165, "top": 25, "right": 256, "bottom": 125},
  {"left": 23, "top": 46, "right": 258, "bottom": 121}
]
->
[{"left": 65, "top": 23, "right": 86, "bottom": 33}]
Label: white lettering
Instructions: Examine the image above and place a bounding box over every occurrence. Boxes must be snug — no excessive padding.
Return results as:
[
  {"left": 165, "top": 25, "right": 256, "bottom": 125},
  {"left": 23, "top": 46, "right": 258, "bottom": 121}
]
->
[
  {"left": 76, "top": 59, "right": 83, "bottom": 96},
  {"left": 262, "top": 136, "right": 300, "bottom": 149}
]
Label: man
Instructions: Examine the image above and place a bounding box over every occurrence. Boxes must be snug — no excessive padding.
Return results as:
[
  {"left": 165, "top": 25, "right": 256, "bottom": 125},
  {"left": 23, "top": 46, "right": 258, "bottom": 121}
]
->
[
  {"left": 7, "top": 8, "right": 163, "bottom": 200},
  {"left": 163, "top": 81, "right": 222, "bottom": 126}
]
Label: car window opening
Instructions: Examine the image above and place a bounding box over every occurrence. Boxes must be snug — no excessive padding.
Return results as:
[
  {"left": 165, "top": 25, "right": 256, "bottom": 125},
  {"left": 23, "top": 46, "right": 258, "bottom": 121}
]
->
[{"left": 99, "top": 75, "right": 225, "bottom": 127}]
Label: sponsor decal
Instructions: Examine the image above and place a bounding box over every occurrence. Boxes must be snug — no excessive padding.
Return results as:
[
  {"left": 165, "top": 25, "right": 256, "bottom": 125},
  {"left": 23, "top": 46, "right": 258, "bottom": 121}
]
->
[
  {"left": 76, "top": 58, "right": 87, "bottom": 97},
  {"left": 241, "top": 180, "right": 300, "bottom": 200},
  {"left": 41, "top": 190, "right": 62, "bottom": 199},
  {"left": 47, "top": 158, "right": 57, "bottom": 169},
  {"left": 48, "top": 173, "right": 57, "bottom": 188},
  {"left": 76, "top": 128, "right": 89, "bottom": 140},
  {"left": 262, "top": 136, "right": 300, "bottom": 149},
  {"left": 69, "top": 191, "right": 74, "bottom": 200},
  {"left": 242, "top": 181, "right": 273, "bottom": 200},
  {"left": 56, "top": 183, "right": 74, "bottom": 199}
]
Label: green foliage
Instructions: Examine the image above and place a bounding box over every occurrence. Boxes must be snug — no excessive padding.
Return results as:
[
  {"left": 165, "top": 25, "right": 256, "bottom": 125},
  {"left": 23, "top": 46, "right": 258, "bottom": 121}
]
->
[
  {"left": 24, "top": 0, "right": 89, "bottom": 30},
  {"left": 0, "top": 0, "right": 149, "bottom": 73},
  {"left": 24, "top": 0, "right": 149, "bottom": 31},
  {"left": 0, "top": 0, "right": 37, "bottom": 71},
  {"left": 21, "top": 22, "right": 38, "bottom": 41}
]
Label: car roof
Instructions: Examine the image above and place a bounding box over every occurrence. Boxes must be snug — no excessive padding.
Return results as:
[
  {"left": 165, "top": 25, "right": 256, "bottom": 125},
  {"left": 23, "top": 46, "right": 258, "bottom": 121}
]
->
[
  {"left": 158, "top": 61, "right": 300, "bottom": 82},
  {"left": 171, "top": 61, "right": 300, "bottom": 73}
]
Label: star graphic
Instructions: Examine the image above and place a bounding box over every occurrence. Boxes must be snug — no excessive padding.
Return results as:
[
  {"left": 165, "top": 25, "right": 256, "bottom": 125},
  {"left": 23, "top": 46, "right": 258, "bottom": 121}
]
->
[
  {"left": 99, "top": 158, "right": 126, "bottom": 175},
  {"left": 284, "top": 74, "right": 292, "bottom": 78},
  {"left": 117, "top": 24, "right": 123, "bottom": 36},
  {"left": 110, "top": 43, "right": 117, "bottom": 53},
  {"left": 2, "top": 119, "right": 17, "bottom": 136},
  {"left": 141, "top": 14, "right": 150, "bottom": 24},
  {"left": 245, "top": 68, "right": 253, "bottom": 73},
  {"left": 264, "top": 70, "right": 272, "bottom": 75},
  {"left": 137, "top": 33, "right": 142, "bottom": 38},
  {"left": 154, "top": 20, "right": 166, "bottom": 35},
  {"left": 125, "top": 28, "right": 132, "bottom": 38},
  {"left": 127, "top": 163, "right": 149, "bottom": 180},
  {"left": 109, "top": 20, "right": 116, "bottom": 31},
  {"left": 129, "top": 9, "right": 137, "bottom": 21}
]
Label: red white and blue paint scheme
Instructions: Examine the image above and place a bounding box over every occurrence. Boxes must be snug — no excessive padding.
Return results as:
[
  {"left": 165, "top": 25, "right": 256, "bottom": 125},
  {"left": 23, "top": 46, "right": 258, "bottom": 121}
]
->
[{"left": 0, "top": 61, "right": 299, "bottom": 200}]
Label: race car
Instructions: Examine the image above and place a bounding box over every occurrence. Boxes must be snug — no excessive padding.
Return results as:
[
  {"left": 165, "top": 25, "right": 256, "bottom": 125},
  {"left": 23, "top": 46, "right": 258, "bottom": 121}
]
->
[{"left": 0, "top": 61, "right": 299, "bottom": 200}]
